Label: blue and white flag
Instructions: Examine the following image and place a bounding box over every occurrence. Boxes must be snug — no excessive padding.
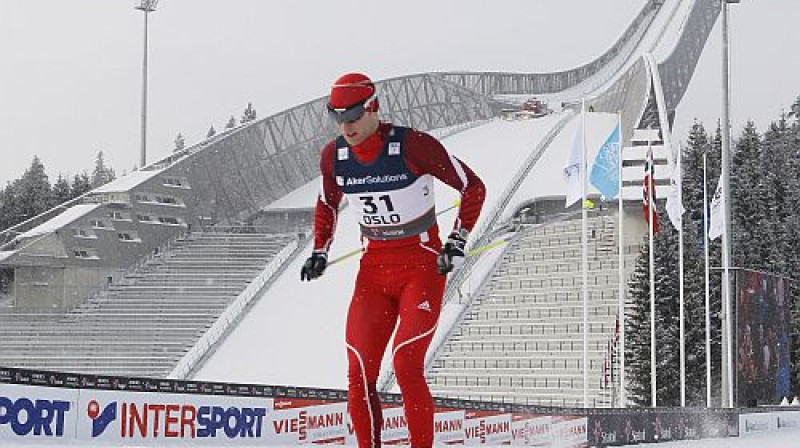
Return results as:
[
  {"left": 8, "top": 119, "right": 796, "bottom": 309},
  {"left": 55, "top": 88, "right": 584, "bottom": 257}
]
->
[{"left": 589, "top": 123, "right": 621, "bottom": 199}]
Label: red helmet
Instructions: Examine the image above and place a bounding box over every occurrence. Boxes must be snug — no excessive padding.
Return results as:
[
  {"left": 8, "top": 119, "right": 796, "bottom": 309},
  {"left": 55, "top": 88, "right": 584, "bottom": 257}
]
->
[{"left": 329, "top": 73, "right": 378, "bottom": 111}]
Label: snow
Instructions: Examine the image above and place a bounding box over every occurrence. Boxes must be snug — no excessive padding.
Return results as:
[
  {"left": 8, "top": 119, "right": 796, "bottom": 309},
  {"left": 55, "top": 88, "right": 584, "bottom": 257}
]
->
[
  {"left": 17, "top": 203, "right": 101, "bottom": 239},
  {"left": 91, "top": 168, "right": 164, "bottom": 193},
  {"left": 4, "top": 427, "right": 800, "bottom": 448},
  {"left": 262, "top": 178, "right": 319, "bottom": 211}
]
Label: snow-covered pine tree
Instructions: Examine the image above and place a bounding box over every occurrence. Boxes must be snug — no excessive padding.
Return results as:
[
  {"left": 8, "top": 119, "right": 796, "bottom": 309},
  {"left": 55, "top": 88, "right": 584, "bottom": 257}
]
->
[
  {"left": 785, "top": 105, "right": 800, "bottom": 390},
  {"left": 225, "top": 116, "right": 236, "bottom": 130},
  {"left": 0, "top": 183, "right": 19, "bottom": 230},
  {"left": 240, "top": 102, "right": 257, "bottom": 124},
  {"left": 731, "top": 122, "right": 763, "bottom": 270},
  {"left": 51, "top": 174, "right": 72, "bottom": 207},
  {"left": 680, "top": 126, "right": 723, "bottom": 405},
  {"left": 625, "top": 234, "right": 653, "bottom": 406},
  {"left": 626, "top": 122, "right": 726, "bottom": 406},
  {"left": 174, "top": 133, "right": 186, "bottom": 152},
  {"left": 90, "top": 151, "right": 115, "bottom": 188},
  {"left": 761, "top": 116, "right": 793, "bottom": 274},
  {"left": 15, "top": 157, "right": 51, "bottom": 221},
  {"left": 70, "top": 172, "right": 92, "bottom": 198}
]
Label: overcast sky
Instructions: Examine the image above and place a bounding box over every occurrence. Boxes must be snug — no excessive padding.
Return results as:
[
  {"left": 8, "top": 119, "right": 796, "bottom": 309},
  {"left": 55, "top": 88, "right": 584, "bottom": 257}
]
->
[{"left": 1, "top": 0, "right": 798, "bottom": 186}]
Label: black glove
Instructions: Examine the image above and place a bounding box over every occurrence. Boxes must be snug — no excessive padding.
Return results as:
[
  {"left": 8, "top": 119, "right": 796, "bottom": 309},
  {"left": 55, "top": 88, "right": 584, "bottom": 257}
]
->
[
  {"left": 300, "top": 251, "right": 328, "bottom": 281},
  {"left": 437, "top": 229, "right": 468, "bottom": 275}
]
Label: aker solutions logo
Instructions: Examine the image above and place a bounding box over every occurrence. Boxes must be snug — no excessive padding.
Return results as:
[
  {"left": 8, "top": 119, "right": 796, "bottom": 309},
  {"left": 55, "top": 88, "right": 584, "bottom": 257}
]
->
[{"left": 87, "top": 400, "right": 117, "bottom": 437}]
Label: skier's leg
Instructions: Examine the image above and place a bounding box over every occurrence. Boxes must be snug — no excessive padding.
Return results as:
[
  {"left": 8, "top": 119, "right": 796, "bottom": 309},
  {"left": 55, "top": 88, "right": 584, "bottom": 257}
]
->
[
  {"left": 391, "top": 263, "right": 445, "bottom": 448},
  {"left": 346, "top": 264, "right": 398, "bottom": 448}
]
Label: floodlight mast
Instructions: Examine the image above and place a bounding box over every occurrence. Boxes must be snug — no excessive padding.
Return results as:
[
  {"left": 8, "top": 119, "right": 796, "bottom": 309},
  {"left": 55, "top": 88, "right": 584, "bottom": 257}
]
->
[{"left": 135, "top": 0, "right": 159, "bottom": 169}]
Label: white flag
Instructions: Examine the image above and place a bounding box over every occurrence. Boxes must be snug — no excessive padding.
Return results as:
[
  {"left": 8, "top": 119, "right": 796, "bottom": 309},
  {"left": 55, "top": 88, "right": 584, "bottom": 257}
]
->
[
  {"left": 708, "top": 174, "right": 724, "bottom": 240},
  {"left": 563, "top": 112, "right": 585, "bottom": 207},
  {"left": 665, "top": 148, "right": 686, "bottom": 229}
]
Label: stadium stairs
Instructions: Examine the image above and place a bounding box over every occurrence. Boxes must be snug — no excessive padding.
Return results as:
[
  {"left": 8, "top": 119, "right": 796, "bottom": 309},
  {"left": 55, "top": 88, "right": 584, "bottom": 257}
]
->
[
  {"left": 0, "top": 231, "right": 297, "bottom": 378},
  {"left": 428, "top": 212, "right": 635, "bottom": 407}
]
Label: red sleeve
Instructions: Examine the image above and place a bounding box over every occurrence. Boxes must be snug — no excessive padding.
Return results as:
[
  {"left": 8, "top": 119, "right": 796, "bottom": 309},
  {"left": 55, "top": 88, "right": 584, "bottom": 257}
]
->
[
  {"left": 313, "top": 141, "right": 343, "bottom": 252},
  {"left": 403, "top": 129, "right": 486, "bottom": 233}
]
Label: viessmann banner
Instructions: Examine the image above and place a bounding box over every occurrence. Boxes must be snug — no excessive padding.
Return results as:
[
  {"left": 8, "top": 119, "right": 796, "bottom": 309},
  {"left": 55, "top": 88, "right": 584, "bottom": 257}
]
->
[{"left": 0, "top": 382, "right": 589, "bottom": 446}]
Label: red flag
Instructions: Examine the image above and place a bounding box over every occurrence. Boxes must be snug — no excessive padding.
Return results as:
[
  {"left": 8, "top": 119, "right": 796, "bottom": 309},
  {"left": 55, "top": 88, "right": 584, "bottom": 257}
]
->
[{"left": 643, "top": 147, "right": 659, "bottom": 232}]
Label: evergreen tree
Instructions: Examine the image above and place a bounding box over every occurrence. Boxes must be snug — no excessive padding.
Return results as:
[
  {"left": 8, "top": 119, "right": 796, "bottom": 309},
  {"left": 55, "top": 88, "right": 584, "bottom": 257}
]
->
[
  {"left": 731, "top": 122, "right": 763, "bottom": 270},
  {"left": 0, "top": 183, "right": 17, "bottom": 231},
  {"left": 626, "top": 236, "right": 655, "bottom": 406},
  {"left": 759, "top": 117, "right": 792, "bottom": 275},
  {"left": 70, "top": 172, "right": 92, "bottom": 198},
  {"left": 174, "top": 133, "right": 186, "bottom": 152},
  {"left": 240, "top": 102, "right": 257, "bottom": 124},
  {"left": 51, "top": 174, "right": 72, "bottom": 207},
  {"left": 90, "top": 151, "right": 115, "bottom": 188},
  {"left": 15, "top": 157, "right": 52, "bottom": 221},
  {"left": 207, "top": 125, "right": 217, "bottom": 138},
  {"left": 225, "top": 116, "right": 236, "bottom": 130},
  {"left": 680, "top": 127, "right": 724, "bottom": 406},
  {"left": 782, "top": 108, "right": 800, "bottom": 388},
  {"left": 626, "top": 122, "right": 724, "bottom": 406},
  {"left": 1, "top": 182, "right": 28, "bottom": 230},
  {"left": 789, "top": 95, "right": 800, "bottom": 120}
]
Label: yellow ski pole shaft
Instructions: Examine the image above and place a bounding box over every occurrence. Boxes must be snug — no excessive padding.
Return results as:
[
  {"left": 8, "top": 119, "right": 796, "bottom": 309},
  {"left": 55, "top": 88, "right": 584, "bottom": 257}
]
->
[{"left": 466, "top": 237, "right": 510, "bottom": 257}]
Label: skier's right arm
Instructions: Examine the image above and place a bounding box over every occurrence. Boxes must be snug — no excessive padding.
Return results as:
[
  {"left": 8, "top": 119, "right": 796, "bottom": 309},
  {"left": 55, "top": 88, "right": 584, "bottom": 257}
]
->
[{"left": 301, "top": 143, "right": 342, "bottom": 281}]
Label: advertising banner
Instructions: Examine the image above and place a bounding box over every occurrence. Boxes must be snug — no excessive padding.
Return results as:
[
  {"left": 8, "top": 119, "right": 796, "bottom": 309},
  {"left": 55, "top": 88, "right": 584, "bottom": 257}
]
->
[
  {"left": 510, "top": 414, "right": 553, "bottom": 446},
  {"left": 0, "top": 383, "right": 79, "bottom": 443},
  {"left": 380, "top": 405, "right": 409, "bottom": 445},
  {"left": 739, "top": 410, "right": 800, "bottom": 434},
  {"left": 464, "top": 410, "right": 513, "bottom": 445},
  {"left": 735, "top": 269, "right": 793, "bottom": 406},
  {"left": 1, "top": 367, "right": 752, "bottom": 447},
  {"left": 269, "top": 399, "right": 347, "bottom": 444},
  {"left": 551, "top": 415, "right": 587, "bottom": 447},
  {"left": 435, "top": 409, "right": 466, "bottom": 445},
  {"left": 75, "top": 388, "right": 273, "bottom": 445}
]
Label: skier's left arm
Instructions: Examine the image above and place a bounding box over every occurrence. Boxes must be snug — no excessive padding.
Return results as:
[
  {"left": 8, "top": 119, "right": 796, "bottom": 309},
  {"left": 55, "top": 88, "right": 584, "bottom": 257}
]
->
[
  {"left": 404, "top": 129, "right": 486, "bottom": 233},
  {"left": 404, "top": 130, "right": 486, "bottom": 273}
]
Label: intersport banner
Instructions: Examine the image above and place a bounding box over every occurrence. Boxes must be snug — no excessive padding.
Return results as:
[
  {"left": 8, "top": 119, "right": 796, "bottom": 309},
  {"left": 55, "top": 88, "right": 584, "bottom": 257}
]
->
[{"left": 76, "top": 388, "right": 274, "bottom": 444}]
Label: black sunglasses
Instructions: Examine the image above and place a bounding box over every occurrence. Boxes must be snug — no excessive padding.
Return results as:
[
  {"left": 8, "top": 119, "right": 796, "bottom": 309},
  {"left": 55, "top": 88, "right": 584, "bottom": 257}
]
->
[{"left": 326, "top": 93, "right": 377, "bottom": 124}]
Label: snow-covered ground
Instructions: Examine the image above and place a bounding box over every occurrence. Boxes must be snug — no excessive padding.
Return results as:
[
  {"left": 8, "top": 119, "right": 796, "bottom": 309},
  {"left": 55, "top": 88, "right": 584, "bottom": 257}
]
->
[{"left": 5, "top": 428, "right": 800, "bottom": 448}]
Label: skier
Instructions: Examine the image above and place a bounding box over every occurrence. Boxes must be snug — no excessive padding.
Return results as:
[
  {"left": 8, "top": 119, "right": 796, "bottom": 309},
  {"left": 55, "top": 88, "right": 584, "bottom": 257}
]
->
[{"left": 300, "top": 73, "right": 485, "bottom": 448}]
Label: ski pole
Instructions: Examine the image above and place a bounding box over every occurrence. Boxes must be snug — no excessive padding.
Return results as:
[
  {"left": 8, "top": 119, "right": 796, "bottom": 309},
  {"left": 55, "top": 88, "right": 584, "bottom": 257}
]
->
[{"left": 466, "top": 236, "right": 510, "bottom": 256}]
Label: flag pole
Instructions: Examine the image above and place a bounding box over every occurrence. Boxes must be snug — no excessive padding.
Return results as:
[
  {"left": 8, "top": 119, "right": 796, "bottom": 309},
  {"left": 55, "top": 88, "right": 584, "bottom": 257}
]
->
[
  {"left": 648, "top": 140, "right": 657, "bottom": 408},
  {"left": 617, "top": 112, "right": 626, "bottom": 408},
  {"left": 703, "top": 153, "right": 712, "bottom": 407},
  {"left": 720, "top": 0, "right": 735, "bottom": 409},
  {"left": 678, "top": 144, "right": 686, "bottom": 407},
  {"left": 581, "top": 99, "right": 589, "bottom": 408}
]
